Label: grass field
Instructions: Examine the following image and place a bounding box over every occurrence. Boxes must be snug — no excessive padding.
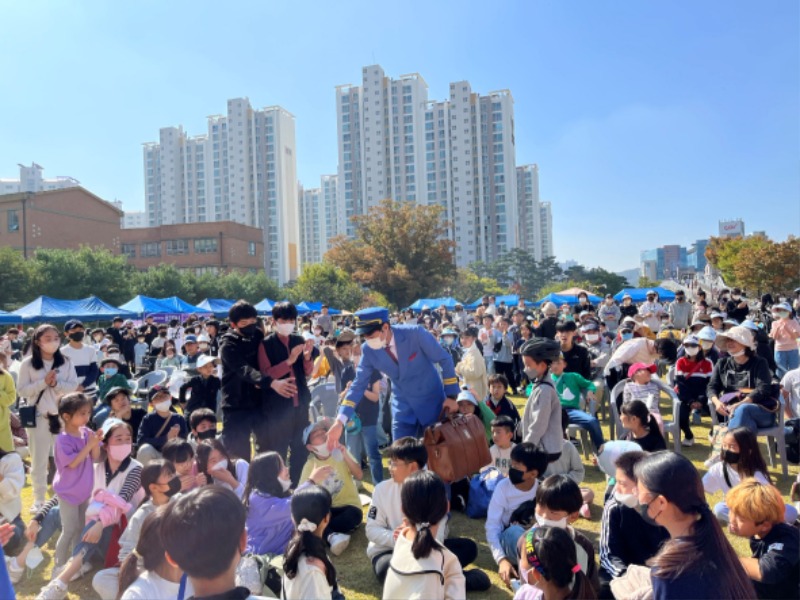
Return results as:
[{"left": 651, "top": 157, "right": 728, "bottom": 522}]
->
[{"left": 12, "top": 393, "right": 799, "bottom": 600}]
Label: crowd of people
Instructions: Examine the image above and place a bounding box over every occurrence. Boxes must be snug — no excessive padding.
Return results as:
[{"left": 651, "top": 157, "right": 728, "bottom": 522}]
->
[{"left": 0, "top": 284, "right": 795, "bottom": 599}]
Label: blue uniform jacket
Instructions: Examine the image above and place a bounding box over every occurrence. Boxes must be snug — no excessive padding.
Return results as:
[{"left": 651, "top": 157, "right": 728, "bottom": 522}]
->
[{"left": 339, "top": 325, "right": 460, "bottom": 428}]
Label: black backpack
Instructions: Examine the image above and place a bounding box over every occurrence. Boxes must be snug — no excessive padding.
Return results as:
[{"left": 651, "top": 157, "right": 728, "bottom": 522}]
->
[{"left": 785, "top": 418, "right": 800, "bottom": 465}]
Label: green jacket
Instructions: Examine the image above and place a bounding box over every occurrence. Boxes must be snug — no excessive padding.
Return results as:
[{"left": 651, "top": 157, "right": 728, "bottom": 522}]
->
[{"left": 550, "top": 372, "right": 596, "bottom": 410}]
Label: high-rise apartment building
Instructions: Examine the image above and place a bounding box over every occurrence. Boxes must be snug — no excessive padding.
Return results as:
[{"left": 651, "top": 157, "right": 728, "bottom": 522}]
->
[
  {"left": 299, "top": 185, "right": 322, "bottom": 265},
  {"left": 516, "top": 164, "right": 550, "bottom": 261},
  {"left": 0, "top": 163, "right": 79, "bottom": 195},
  {"left": 539, "top": 202, "right": 553, "bottom": 259},
  {"left": 335, "top": 65, "right": 528, "bottom": 267},
  {"left": 143, "top": 98, "right": 299, "bottom": 283}
]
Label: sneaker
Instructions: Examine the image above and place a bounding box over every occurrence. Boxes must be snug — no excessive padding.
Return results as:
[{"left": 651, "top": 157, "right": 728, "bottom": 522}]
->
[
  {"left": 5, "top": 556, "right": 24, "bottom": 584},
  {"left": 681, "top": 438, "right": 695, "bottom": 447},
  {"left": 36, "top": 579, "right": 68, "bottom": 600},
  {"left": 327, "top": 533, "right": 350, "bottom": 556},
  {"left": 579, "top": 503, "right": 592, "bottom": 519},
  {"left": 29, "top": 502, "right": 44, "bottom": 515},
  {"left": 463, "top": 568, "right": 491, "bottom": 592},
  {"left": 69, "top": 561, "right": 93, "bottom": 582}
]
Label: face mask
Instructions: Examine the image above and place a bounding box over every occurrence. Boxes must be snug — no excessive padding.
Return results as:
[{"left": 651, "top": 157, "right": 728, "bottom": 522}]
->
[
  {"left": 508, "top": 467, "right": 525, "bottom": 485},
  {"left": 685, "top": 346, "right": 700, "bottom": 357},
  {"left": 108, "top": 443, "right": 132, "bottom": 462},
  {"left": 730, "top": 349, "right": 745, "bottom": 358},
  {"left": 676, "top": 297, "right": 684, "bottom": 302},
  {"left": 159, "top": 332, "right": 167, "bottom": 338},
  {"left": 700, "top": 341, "right": 713, "bottom": 351},
  {"left": 535, "top": 513, "right": 567, "bottom": 529},
  {"left": 68, "top": 332, "right": 85, "bottom": 342},
  {"left": 213, "top": 459, "right": 229, "bottom": 472},
  {"left": 621, "top": 332, "right": 633, "bottom": 341},
  {"left": 40, "top": 341, "right": 60, "bottom": 354},
  {"left": 164, "top": 477, "right": 181, "bottom": 497},
  {"left": 585, "top": 334, "right": 599, "bottom": 343},
  {"left": 276, "top": 323, "right": 294, "bottom": 336},
  {"left": 722, "top": 449, "right": 740, "bottom": 464},
  {"left": 614, "top": 491, "right": 639, "bottom": 508},
  {"left": 310, "top": 442, "right": 331, "bottom": 459},
  {"left": 240, "top": 324, "right": 258, "bottom": 337},
  {"left": 154, "top": 399, "right": 172, "bottom": 413},
  {"left": 197, "top": 428, "right": 216, "bottom": 440},
  {"left": 623, "top": 300, "right": 631, "bottom": 306},
  {"left": 104, "top": 367, "right": 118, "bottom": 377},
  {"left": 773, "top": 311, "right": 789, "bottom": 320},
  {"left": 279, "top": 477, "right": 292, "bottom": 492},
  {"left": 523, "top": 367, "right": 538, "bottom": 380},
  {"left": 518, "top": 564, "right": 532, "bottom": 586},
  {"left": 638, "top": 501, "right": 661, "bottom": 527},
  {"left": 443, "top": 337, "right": 455, "bottom": 346},
  {"left": 366, "top": 335, "right": 385, "bottom": 351}
]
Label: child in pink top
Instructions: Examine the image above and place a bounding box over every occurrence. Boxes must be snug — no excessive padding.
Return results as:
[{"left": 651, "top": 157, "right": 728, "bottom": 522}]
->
[
  {"left": 770, "top": 302, "right": 800, "bottom": 378},
  {"left": 50, "top": 393, "right": 103, "bottom": 570}
]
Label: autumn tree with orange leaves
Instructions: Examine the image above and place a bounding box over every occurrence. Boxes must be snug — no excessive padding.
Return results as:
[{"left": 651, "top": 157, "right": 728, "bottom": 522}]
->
[{"left": 706, "top": 235, "right": 800, "bottom": 295}]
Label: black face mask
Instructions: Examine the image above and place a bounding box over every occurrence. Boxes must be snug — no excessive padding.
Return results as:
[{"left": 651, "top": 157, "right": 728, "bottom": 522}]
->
[
  {"left": 197, "top": 429, "right": 216, "bottom": 440},
  {"left": 240, "top": 324, "right": 258, "bottom": 337},
  {"left": 164, "top": 477, "right": 181, "bottom": 497},
  {"left": 722, "top": 449, "right": 740, "bottom": 464},
  {"left": 508, "top": 467, "right": 525, "bottom": 485},
  {"left": 159, "top": 332, "right": 167, "bottom": 338},
  {"left": 638, "top": 501, "right": 661, "bottom": 527},
  {"left": 68, "top": 332, "right": 85, "bottom": 342}
]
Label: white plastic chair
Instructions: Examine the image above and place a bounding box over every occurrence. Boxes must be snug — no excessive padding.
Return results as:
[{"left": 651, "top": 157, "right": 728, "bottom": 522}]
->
[
  {"left": 567, "top": 424, "right": 591, "bottom": 459},
  {"left": 309, "top": 382, "right": 339, "bottom": 422},
  {"left": 708, "top": 396, "right": 788, "bottom": 476},
  {"left": 610, "top": 377, "right": 683, "bottom": 454}
]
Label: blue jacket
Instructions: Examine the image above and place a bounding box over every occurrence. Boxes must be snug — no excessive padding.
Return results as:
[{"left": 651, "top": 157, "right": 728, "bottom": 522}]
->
[
  {"left": 339, "top": 325, "right": 459, "bottom": 427},
  {"left": 245, "top": 490, "right": 295, "bottom": 555}
]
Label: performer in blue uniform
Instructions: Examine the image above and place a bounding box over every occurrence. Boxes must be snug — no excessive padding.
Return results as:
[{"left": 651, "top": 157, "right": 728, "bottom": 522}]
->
[{"left": 327, "top": 307, "right": 460, "bottom": 449}]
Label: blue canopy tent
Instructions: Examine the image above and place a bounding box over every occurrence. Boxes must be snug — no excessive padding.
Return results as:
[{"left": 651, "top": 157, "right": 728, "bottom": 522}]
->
[
  {"left": 0, "top": 310, "right": 20, "bottom": 325},
  {"left": 12, "top": 296, "right": 138, "bottom": 322},
  {"left": 465, "top": 294, "right": 535, "bottom": 310},
  {"left": 156, "top": 296, "right": 212, "bottom": 316},
  {"left": 533, "top": 292, "right": 603, "bottom": 307},
  {"left": 197, "top": 298, "right": 235, "bottom": 318},
  {"left": 119, "top": 295, "right": 179, "bottom": 317},
  {"left": 405, "top": 297, "right": 458, "bottom": 312},
  {"left": 297, "top": 301, "right": 342, "bottom": 315},
  {"left": 254, "top": 298, "right": 275, "bottom": 315},
  {"left": 613, "top": 287, "right": 676, "bottom": 303}
]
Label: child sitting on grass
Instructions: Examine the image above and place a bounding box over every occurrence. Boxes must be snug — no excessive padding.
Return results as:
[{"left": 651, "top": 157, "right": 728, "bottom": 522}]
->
[
  {"left": 300, "top": 418, "right": 363, "bottom": 556},
  {"left": 484, "top": 416, "right": 516, "bottom": 477}
]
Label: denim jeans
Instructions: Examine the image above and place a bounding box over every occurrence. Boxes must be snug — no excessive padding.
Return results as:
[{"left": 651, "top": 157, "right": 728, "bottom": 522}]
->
[
  {"left": 500, "top": 525, "right": 526, "bottom": 569},
  {"left": 346, "top": 425, "right": 384, "bottom": 484},
  {"left": 565, "top": 408, "right": 606, "bottom": 451},
  {"left": 484, "top": 355, "right": 496, "bottom": 376},
  {"left": 775, "top": 349, "right": 800, "bottom": 380},
  {"left": 34, "top": 505, "right": 62, "bottom": 549},
  {"left": 728, "top": 403, "right": 776, "bottom": 433}
]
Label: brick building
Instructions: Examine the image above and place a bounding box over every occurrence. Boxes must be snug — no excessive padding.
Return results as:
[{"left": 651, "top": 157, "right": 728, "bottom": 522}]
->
[
  {"left": 0, "top": 188, "right": 123, "bottom": 258},
  {"left": 120, "top": 221, "right": 264, "bottom": 275}
]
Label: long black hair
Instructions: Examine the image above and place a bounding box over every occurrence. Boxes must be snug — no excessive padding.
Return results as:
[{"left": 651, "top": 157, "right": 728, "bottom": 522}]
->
[
  {"left": 196, "top": 439, "right": 237, "bottom": 481},
  {"left": 243, "top": 452, "right": 290, "bottom": 508},
  {"left": 117, "top": 508, "right": 170, "bottom": 600},
  {"left": 31, "top": 324, "right": 65, "bottom": 371},
  {"left": 621, "top": 400, "right": 665, "bottom": 441},
  {"left": 521, "top": 526, "right": 596, "bottom": 600},
  {"left": 141, "top": 459, "right": 176, "bottom": 502},
  {"left": 723, "top": 427, "right": 770, "bottom": 483},
  {"left": 401, "top": 470, "right": 448, "bottom": 560},
  {"left": 48, "top": 392, "right": 93, "bottom": 435},
  {"left": 283, "top": 484, "right": 336, "bottom": 587},
  {"left": 634, "top": 452, "right": 755, "bottom": 598}
]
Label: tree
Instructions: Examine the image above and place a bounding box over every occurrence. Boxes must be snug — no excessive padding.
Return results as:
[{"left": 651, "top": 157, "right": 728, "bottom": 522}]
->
[
  {"left": 638, "top": 276, "right": 661, "bottom": 289},
  {"left": 441, "top": 268, "right": 506, "bottom": 304},
  {"left": 0, "top": 248, "right": 40, "bottom": 310},
  {"left": 709, "top": 235, "right": 800, "bottom": 295},
  {"left": 285, "top": 262, "right": 366, "bottom": 310},
  {"left": 325, "top": 199, "right": 456, "bottom": 308},
  {"left": 132, "top": 264, "right": 193, "bottom": 299},
  {"left": 33, "top": 247, "right": 134, "bottom": 305},
  {"left": 221, "top": 272, "right": 281, "bottom": 304},
  {"left": 584, "top": 268, "right": 628, "bottom": 296},
  {"left": 537, "top": 279, "right": 595, "bottom": 299}
]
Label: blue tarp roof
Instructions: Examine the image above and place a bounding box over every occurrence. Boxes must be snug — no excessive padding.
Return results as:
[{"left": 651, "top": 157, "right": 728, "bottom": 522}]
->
[
  {"left": 12, "top": 296, "right": 137, "bottom": 322},
  {"left": 465, "top": 294, "right": 535, "bottom": 310},
  {"left": 613, "top": 287, "right": 676, "bottom": 302},
  {"left": 119, "top": 295, "right": 179, "bottom": 316},
  {"left": 533, "top": 292, "right": 603, "bottom": 307},
  {"left": 197, "top": 299, "right": 235, "bottom": 318},
  {"left": 0, "top": 310, "right": 20, "bottom": 325},
  {"left": 156, "top": 296, "right": 212, "bottom": 315},
  {"left": 297, "top": 302, "right": 341, "bottom": 315},
  {"left": 406, "top": 297, "right": 461, "bottom": 311},
  {"left": 254, "top": 298, "right": 276, "bottom": 315}
]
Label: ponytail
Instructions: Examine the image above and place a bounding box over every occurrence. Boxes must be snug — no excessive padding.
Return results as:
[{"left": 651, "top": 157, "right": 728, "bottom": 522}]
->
[
  {"left": 567, "top": 570, "right": 595, "bottom": 600},
  {"left": 117, "top": 509, "right": 169, "bottom": 599},
  {"left": 47, "top": 414, "right": 62, "bottom": 435},
  {"left": 401, "top": 471, "right": 448, "bottom": 560},
  {"left": 284, "top": 485, "right": 336, "bottom": 587},
  {"left": 284, "top": 529, "right": 337, "bottom": 587}
]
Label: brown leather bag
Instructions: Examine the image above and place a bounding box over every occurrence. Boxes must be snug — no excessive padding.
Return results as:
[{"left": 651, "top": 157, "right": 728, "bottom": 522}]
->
[{"left": 423, "top": 412, "right": 491, "bottom": 482}]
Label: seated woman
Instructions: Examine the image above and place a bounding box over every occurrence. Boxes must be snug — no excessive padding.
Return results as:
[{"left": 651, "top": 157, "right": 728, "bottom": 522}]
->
[
  {"left": 620, "top": 400, "right": 666, "bottom": 453},
  {"left": 708, "top": 326, "right": 776, "bottom": 433}
]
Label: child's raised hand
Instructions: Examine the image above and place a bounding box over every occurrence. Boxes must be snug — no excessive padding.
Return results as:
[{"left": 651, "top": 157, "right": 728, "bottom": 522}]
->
[
  {"left": 87, "top": 429, "right": 104, "bottom": 449},
  {"left": 309, "top": 465, "right": 334, "bottom": 484},
  {"left": 167, "top": 424, "right": 180, "bottom": 440},
  {"left": 195, "top": 472, "right": 208, "bottom": 487}
]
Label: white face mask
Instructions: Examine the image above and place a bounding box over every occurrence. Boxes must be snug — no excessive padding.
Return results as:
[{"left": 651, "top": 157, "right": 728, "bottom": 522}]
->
[
  {"left": 213, "top": 459, "right": 229, "bottom": 472},
  {"left": 276, "top": 323, "right": 294, "bottom": 336},
  {"left": 773, "top": 311, "right": 789, "bottom": 320},
  {"left": 310, "top": 442, "right": 331, "bottom": 459},
  {"left": 40, "top": 341, "right": 60, "bottom": 354},
  {"left": 365, "top": 335, "right": 385, "bottom": 350},
  {"left": 584, "top": 334, "right": 599, "bottom": 343},
  {"left": 154, "top": 399, "right": 172, "bottom": 413},
  {"left": 279, "top": 477, "right": 292, "bottom": 492},
  {"left": 614, "top": 491, "right": 639, "bottom": 509},
  {"left": 685, "top": 346, "right": 700, "bottom": 357},
  {"left": 700, "top": 341, "right": 714, "bottom": 351},
  {"left": 730, "top": 349, "right": 746, "bottom": 358},
  {"left": 535, "top": 513, "right": 567, "bottom": 529}
]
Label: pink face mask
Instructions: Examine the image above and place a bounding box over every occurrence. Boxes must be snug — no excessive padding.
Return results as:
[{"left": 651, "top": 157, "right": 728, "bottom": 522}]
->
[{"left": 108, "top": 443, "right": 132, "bottom": 462}]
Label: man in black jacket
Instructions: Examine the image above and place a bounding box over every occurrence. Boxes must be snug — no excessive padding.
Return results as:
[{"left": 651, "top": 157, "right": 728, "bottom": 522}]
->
[
  {"left": 219, "top": 301, "right": 294, "bottom": 461},
  {"left": 557, "top": 321, "right": 593, "bottom": 380}
]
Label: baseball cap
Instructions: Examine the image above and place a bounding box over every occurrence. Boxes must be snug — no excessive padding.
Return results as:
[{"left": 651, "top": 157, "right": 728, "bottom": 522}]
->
[
  {"left": 64, "top": 320, "right": 84, "bottom": 332},
  {"left": 197, "top": 355, "right": 219, "bottom": 369},
  {"left": 148, "top": 385, "right": 172, "bottom": 402},
  {"left": 627, "top": 363, "right": 657, "bottom": 379},
  {"left": 302, "top": 417, "right": 333, "bottom": 444}
]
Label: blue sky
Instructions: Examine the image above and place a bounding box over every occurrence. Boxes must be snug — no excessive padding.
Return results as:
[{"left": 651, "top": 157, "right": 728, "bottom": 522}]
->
[{"left": 1, "top": 1, "right": 797, "bottom": 271}]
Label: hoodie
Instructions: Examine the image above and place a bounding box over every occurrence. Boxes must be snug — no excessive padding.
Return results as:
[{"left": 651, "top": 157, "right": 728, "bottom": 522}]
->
[
  {"left": 219, "top": 328, "right": 270, "bottom": 411},
  {"left": 245, "top": 487, "right": 303, "bottom": 555}
]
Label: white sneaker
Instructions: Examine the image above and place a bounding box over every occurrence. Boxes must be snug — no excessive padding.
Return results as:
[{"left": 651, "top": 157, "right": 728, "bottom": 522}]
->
[
  {"left": 36, "top": 578, "right": 68, "bottom": 600},
  {"left": 69, "top": 561, "right": 93, "bottom": 582},
  {"left": 29, "top": 502, "right": 44, "bottom": 515},
  {"left": 327, "top": 533, "right": 350, "bottom": 556},
  {"left": 681, "top": 438, "right": 695, "bottom": 447},
  {"left": 5, "top": 556, "right": 24, "bottom": 584}
]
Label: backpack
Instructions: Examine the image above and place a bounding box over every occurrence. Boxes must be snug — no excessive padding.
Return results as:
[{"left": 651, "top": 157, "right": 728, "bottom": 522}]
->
[
  {"left": 465, "top": 468, "right": 504, "bottom": 519},
  {"left": 785, "top": 418, "right": 800, "bottom": 465}
]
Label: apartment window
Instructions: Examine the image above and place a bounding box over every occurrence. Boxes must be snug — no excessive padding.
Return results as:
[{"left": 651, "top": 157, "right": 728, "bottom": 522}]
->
[
  {"left": 7, "top": 210, "right": 18, "bottom": 232},
  {"left": 121, "top": 244, "right": 136, "bottom": 258},
  {"left": 140, "top": 242, "right": 160, "bottom": 258},
  {"left": 166, "top": 239, "right": 189, "bottom": 256},
  {"left": 194, "top": 238, "right": 218, "bottom": 254}
]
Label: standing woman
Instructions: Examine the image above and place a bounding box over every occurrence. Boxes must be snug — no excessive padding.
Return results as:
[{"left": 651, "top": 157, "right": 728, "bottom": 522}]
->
[
  {"left": 634, "top": 452, "right": 755, "bottom": 599},
  {"left": 17, "top": 324, "right": 78, "bottom": 511}
]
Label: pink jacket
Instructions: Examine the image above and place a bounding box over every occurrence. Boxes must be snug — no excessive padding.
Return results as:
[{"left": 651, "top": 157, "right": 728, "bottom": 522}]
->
[
  {"left": 85, "top": 489, "right": 132, "bottom": 528},
  {"left": 770, "top": 318, "right": 800, "bottom": 351}
]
